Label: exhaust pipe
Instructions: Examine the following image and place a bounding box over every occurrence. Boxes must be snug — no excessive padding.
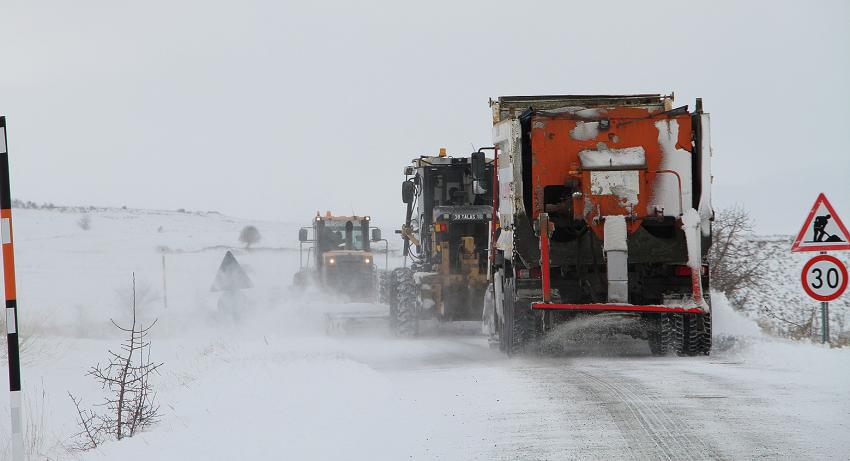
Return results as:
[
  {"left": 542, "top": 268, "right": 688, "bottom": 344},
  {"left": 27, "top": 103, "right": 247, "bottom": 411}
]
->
[
  {"left": 345, "top": 221, "right": 354, "bottom": 250},
  {"left": 603, "top": 216, "right": 628, "bottom": 303}
]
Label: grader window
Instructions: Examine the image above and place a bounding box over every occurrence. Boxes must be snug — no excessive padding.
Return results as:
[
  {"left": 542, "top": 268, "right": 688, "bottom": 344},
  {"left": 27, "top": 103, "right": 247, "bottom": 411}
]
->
[{"left": 430, "top": 168, "right": 467, "bottom": 206}]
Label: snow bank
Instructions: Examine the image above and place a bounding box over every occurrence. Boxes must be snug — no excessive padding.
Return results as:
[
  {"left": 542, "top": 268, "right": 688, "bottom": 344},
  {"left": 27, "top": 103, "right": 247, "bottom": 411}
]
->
[{"left": 77, "top": 345, "right": 418, "bottom": 461}]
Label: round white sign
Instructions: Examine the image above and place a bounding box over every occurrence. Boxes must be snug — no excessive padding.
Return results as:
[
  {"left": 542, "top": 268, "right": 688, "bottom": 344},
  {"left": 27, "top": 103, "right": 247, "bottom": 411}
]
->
[{"left": 801, "top": 255, "right": 848, "bottom": 302}]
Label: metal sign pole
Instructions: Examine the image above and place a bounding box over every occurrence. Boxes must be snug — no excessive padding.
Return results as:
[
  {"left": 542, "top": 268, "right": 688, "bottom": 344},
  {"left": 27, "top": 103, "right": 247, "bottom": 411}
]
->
[
  {"left": 819, "top": 250, "right": 829, "bottom": 345},
  {"left": 822, "top": 301, "right": 829, "bottom": 344},
  {"left": 1, "top": 116, "right": 24, "bottom": 460}
]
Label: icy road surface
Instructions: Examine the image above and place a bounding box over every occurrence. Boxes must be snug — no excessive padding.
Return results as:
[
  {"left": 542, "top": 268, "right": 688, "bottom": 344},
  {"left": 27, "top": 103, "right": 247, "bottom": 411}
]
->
[
  {"left": 1, "top": 208, "right": 848, "bottom": 460},
  {"left": 47, "top": 318, "right": 848, "bottom": 461}
]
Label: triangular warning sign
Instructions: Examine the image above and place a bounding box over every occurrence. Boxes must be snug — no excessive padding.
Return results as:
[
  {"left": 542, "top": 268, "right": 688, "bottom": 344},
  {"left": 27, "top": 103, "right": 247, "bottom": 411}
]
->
[
  {"left": 211, "top": 250, "right": 253, "bottom": 291},
  {"left": 791, "top": 193, "right": 850, "bottom": 252}
]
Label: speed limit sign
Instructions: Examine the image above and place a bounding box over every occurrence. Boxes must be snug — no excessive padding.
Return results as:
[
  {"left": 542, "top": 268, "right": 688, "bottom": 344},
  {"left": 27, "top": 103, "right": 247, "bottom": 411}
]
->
[{"left": 801, "top": 254, "right": 848, "bottom": 301}]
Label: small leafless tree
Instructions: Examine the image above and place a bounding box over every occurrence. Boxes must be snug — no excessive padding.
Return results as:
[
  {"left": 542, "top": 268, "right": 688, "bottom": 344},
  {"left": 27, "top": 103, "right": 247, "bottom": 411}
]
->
[
  {"left": 77, "top": 214, "right": 91, "bottom": 231},
  {"left": 68, "top": 274, "right": 163, "bottom": 450},
  {"left": 68, "top": 393, "right": 103, "bottom": 451},
  {"left": 239, "top": 225, "right": 261, "bottom": 249},
  {"left": 708, "top": 205, "right": 768, "bottom": 301}
]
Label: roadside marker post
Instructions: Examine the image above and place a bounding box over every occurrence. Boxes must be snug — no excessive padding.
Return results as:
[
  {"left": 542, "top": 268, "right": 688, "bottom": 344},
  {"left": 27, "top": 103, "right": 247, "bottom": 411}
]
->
[
  {"left": 1, "top": 116, "right": 24, "bottom": 460},
  {"left": 794, "top": 193, "right": 849, "bottom": 344}
]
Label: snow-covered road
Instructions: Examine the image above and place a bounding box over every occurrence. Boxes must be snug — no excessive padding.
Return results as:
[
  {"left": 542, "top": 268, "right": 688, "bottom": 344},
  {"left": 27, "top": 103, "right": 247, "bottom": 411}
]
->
[
  {"left": 48, "top": 314, "right": 845, "bottom": 461},
  {"left": 344, "top": 333, "right": 848, "bottom": 460},
  {"left": 3, "top": 300, "right": 850, "bottom": 460}
]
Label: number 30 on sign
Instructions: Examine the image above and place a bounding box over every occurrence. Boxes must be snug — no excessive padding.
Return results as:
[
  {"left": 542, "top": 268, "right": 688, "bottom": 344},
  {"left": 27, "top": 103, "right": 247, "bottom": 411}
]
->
[{"left": 801, "top": 255, "right": 848, "bottom": 302}]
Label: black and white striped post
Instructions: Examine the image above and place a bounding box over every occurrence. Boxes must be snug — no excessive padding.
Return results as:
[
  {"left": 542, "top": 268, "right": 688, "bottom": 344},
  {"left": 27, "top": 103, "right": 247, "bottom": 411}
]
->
[{"left": 1, "top": 116, "right": 24, "bottom": 460}]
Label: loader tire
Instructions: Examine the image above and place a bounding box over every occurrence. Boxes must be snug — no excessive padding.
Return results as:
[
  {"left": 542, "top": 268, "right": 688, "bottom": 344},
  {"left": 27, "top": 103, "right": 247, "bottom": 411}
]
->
[{"left": 393, "top": 268, "right": 419, "bottom": 337}]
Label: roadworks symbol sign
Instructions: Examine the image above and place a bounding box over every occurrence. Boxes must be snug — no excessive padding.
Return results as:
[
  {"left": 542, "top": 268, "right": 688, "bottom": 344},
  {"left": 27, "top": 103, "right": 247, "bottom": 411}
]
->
[
  {"left": 791, "top": 193, "right": 850, "bottom": 252},
  {"left": 211, "top": 250, "right": 253, "bottom": 291}
]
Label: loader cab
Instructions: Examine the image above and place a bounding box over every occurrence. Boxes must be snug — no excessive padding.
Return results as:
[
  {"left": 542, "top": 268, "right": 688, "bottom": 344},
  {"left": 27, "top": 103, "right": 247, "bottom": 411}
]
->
[
  {"left": 295, "top": 212, "right": 378, "bottom": 301},
  {"left": 313, "top": 215, "right": 371, "bottom": 264}
]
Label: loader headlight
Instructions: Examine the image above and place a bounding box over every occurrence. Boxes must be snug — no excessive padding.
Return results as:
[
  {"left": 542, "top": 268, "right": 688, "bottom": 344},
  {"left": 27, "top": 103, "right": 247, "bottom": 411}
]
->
[
  {"left": 364, "top": 258, "right": 371, "bottom": 264},
  {"left": 328, "top": 258, "right": 336, "bottom": 264}
]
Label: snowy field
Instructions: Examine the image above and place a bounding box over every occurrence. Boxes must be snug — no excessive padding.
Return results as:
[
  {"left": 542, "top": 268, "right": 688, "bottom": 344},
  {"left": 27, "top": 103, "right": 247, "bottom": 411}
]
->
[{"left": 1, "top": 208, "right": 849, "bottom": 460}]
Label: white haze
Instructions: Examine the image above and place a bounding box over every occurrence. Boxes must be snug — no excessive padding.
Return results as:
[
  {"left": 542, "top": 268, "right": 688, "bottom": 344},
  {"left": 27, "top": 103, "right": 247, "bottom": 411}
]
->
[{"left": 1, "top": 0, "right": 849, "bottom": 234}]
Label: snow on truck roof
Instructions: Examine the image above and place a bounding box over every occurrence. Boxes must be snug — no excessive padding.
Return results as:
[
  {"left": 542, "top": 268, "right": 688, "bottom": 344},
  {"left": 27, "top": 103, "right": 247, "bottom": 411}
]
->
[
  {"left": 413, "top": 156, "right": 494, "bottom": 166},
  {"left": 490, "top": 94, "right": 674, "bottom": 123},
  {"left": 491, "top": 94, "right": 667, "bottom": 107},
  {"left": 315, "top": 212, "right": 371, "bottom": 222}
]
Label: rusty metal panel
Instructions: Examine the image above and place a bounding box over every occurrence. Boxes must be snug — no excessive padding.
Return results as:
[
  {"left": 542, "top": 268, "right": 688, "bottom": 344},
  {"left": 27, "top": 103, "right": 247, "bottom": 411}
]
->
[{"left": 528, "top": 108, "right": 694, "bottom": 238}]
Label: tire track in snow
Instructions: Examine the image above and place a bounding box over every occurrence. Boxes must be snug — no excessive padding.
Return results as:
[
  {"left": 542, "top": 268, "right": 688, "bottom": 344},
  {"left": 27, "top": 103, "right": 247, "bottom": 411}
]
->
[{"left": 575, "top": 369, "right": 721, "bottom": 460}]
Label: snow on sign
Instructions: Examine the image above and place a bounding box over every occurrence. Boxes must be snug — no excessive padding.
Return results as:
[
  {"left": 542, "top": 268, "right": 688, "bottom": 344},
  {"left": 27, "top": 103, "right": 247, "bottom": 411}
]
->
[
  {"left": 801, "top": 254, "right": 848, "bottom": 301},
  {"left": 791, "top": 193, "right": 850, "bottom": 252}
]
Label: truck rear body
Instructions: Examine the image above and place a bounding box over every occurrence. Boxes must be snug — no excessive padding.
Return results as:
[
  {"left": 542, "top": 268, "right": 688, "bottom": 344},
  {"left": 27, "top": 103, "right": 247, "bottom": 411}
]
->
[{"left": 489, "top": 94, "right": 714, "bottom": 355}]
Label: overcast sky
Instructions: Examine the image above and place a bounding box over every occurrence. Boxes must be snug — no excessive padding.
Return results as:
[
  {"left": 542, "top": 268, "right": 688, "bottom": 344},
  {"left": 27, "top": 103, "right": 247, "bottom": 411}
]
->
[{"left": 1, "top": 0, "right": 848, "bottom": 234}]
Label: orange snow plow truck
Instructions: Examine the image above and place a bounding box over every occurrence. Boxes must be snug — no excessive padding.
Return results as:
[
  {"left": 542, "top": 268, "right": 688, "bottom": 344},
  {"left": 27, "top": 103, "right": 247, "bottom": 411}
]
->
[{"left": 487, "top": 94, "right": 713, "bottom": 356}]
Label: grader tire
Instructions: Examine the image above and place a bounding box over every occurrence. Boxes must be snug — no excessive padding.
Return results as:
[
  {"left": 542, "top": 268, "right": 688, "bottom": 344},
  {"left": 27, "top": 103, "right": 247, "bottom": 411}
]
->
[{"left": 393, "top": 267, "right": 419, "bottom": 337}]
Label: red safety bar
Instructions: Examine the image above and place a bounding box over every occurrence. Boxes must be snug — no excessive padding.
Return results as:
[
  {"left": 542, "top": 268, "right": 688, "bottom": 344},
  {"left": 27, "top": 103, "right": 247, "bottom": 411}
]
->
[{"left": 531, "top": 303, "right": 705, "bottom": 314}]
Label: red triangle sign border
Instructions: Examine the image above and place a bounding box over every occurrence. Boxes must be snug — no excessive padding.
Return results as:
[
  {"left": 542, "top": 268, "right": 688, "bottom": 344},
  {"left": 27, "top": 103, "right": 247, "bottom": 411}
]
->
[{"left": 791, "top": 193, "right": 850, "bottom": 252}]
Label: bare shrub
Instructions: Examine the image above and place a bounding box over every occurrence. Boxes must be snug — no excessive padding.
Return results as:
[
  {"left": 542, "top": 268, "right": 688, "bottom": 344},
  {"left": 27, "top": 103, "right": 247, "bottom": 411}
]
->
[
  {"left": 760, "top": 304, "right": 817, "bottom": 340},
  {"left": 708, "top": 205, "right": 768, "bottom": 303},
  {"left": 68, "top": 274, "right": 163, "bottom": 450},
  {"left": 239, "top": 225, "right": 261, "bottom": 249}
]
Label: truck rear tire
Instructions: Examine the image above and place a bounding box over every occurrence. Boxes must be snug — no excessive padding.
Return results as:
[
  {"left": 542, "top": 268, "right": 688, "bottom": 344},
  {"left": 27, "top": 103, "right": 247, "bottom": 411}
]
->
[
  {"left": 701, "top": 313, "right": 712, "bottom": 355},
  {"left": 499, "top": 277, "right": 539, "bottom": 356},
  {"left": 648, "top": 315, "right": 674, "bottom": 356},
  {"left": 393, "top": 268, "right": 419, "bottom": 337},
  {"left": 687, "top": 313, "right": 712, "bottom": 356},
  {"left": 672, "top": 313, "right": 688, "bottom": 356},
  {"left": 648, "top": 313, "right": 711, "bottom": 356}
]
